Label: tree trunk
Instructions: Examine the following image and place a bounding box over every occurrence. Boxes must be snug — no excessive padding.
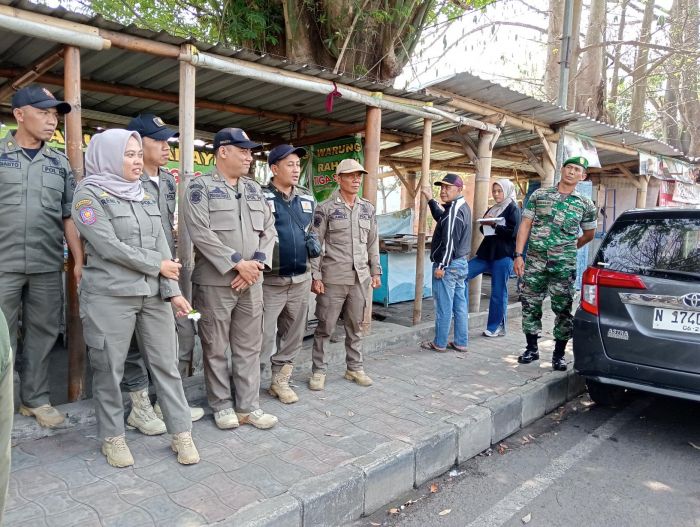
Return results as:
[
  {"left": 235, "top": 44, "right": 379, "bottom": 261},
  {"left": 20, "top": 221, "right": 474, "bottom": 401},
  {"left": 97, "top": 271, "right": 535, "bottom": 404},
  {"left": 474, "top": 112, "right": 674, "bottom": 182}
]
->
[
  {"left": 574, "top": 0, "right": 606, "bottom": 118},
  {"left": 566, "top": 0, "right": 583, "bottom": 109},
  {"left": 608, "top": 0, "right": 629, "bottom": 125},
  {"left": 677, "top": 0, "right": 700, "bottom": 156},
  {"left": 544, "top": 0, "right": 565, "bottom": 102},
  {"left": 629, "top": 0, "right": 655, "bottom": 132}
]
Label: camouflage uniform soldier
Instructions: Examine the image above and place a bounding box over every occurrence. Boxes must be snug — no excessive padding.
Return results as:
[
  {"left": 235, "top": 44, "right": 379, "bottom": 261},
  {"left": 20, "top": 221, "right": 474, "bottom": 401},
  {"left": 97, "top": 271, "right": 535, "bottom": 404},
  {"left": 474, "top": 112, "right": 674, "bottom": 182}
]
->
[{"left": 513, "top": 156, "right": 597, "bottom": 371}]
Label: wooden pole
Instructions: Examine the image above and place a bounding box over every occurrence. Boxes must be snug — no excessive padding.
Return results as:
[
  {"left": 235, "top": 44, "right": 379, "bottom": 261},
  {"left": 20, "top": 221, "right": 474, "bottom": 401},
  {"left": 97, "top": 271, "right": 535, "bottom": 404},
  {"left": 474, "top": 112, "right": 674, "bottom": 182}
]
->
[
  {"left": 468, "top": 131, "right": 495, "bottom": 313},
  {"left": 64, "top": 45, "right": 86, "bottom": 402},
  {"left": 636, "top": 175, "right": 649, "bottom": 208},
  {"left": 413, "top": 118, "right": 432, "bottom": 325},
  {"left": 361, "top": 105, "right": 381, "bottom": 333},
  {"left": 541, "top": 140, "right": 557, "bottom": 188},
  {"left": 363, "top": 105, "right": 381, "bottom": 206},
  {"left": 178, "top": 45, "right": 196, "bottom": 302}
]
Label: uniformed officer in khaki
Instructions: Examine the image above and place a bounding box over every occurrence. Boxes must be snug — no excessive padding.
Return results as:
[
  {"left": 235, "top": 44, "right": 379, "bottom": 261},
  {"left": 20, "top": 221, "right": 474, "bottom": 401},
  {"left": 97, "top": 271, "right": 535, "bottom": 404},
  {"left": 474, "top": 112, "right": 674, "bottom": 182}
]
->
[
  {"left": 73, "top": 129, "right": 199, "bottom": 468},
  {"left": 309, "top": 158, "right": 382, "bottom": 390},
  {"left": 261, "top": 144, "right": 315, "bottom": 404},
  {"left": 0, "top": 85, "right": 83, "bottom": 428},
  {"left": 182, "top": 127, "right": 278, "bottom": 430},
  {"left": 120, "top": 114, "right": 203, "bottom": 436}
]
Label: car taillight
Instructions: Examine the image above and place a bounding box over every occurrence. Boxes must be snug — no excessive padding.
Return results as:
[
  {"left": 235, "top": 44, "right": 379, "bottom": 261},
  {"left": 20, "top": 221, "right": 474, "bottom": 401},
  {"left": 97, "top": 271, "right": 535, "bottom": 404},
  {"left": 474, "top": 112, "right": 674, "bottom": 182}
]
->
[{"left": 580, "top": 267, "right": 646, "bottom": 316}]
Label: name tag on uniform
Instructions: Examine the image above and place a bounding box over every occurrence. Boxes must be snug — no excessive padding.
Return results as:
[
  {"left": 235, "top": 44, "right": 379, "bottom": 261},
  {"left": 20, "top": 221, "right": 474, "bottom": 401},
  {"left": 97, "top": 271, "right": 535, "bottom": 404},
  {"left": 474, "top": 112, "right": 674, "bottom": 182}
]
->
[
  {"left": 300, "top": 200, "right": 313, "bottom": 213},
  {"left": 209, "top": 186, "right": 230, "bottom": 199},
  {"left": 42, "top": 166, "right": 62, "bottom": 176},
  {"left": 0, "top": 158, "right": 20, "bottom": 169},
  {"left": 266, "top": 199, "right": 276, "bottom": 213}
]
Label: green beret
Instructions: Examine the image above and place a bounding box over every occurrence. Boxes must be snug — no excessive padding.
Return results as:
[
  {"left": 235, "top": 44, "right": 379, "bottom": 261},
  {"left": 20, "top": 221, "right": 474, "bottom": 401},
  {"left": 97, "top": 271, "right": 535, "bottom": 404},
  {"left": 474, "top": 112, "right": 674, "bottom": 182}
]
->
[{"left": 563, "top": 156, "right": 589, "bottom": 170}]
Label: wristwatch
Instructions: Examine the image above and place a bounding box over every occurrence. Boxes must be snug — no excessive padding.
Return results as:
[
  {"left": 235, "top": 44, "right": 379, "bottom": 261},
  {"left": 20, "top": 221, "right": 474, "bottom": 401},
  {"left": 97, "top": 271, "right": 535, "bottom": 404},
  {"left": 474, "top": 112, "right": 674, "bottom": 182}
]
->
[{"left": 514, "top": 252, "right": 523, "bottom": 258}]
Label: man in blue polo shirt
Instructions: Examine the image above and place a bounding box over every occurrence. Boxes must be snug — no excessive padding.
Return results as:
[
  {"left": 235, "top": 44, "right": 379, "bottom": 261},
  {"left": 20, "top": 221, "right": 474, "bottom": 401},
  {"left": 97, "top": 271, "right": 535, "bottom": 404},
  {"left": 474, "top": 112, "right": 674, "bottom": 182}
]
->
[{"left": 261, "top": 144, "right": 315, "bottom": 403}]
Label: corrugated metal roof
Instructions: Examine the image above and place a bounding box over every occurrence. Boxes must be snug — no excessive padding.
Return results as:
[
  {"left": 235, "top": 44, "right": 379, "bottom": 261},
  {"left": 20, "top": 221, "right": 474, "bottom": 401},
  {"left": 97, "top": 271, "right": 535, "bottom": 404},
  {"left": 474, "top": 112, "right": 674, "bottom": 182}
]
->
[
  {"left": 0, "top": 1, "right": 686, "bottom": 177},
  {"left": 425, "top": 72, "right": 682, "bottom": 158}
]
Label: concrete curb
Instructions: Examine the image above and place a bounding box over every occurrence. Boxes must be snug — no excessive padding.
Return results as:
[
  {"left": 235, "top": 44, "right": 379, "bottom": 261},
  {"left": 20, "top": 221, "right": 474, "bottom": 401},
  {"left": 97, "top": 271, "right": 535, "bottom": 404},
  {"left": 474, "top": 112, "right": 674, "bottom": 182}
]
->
[{"left": 219, "top": 368, "right": 586, "bottom": 527}]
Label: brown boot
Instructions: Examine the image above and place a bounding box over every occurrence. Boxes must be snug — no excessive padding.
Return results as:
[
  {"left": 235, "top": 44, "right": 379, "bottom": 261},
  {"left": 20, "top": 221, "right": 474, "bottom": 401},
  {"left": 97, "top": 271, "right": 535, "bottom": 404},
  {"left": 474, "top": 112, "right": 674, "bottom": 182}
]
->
[
  {"left": 171, "top": 431, "right": 200, "bottom": 465},
  {"left": 269, "top": 364, "right": 299, "bottom": 404},
  {"left": 19, "top": 404, "right": 65, "bottom": 428},
  {"left": 102, "top": 435, "right": 134, "bottom": 468},
  {"left": 308, "top": 372, "right": 326, "bottom": 391},
  {"left": 126, "top": 389, "right": 166, "bottom": 436},
  {"left": 344, "top": 369, "right": 373, "bottom": 387}
]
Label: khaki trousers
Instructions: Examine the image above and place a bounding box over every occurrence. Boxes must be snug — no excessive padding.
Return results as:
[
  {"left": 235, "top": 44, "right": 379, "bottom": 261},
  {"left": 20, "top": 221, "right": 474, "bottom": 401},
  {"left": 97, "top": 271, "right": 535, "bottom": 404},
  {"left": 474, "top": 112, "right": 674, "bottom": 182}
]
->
[
  {"left": 311, "top": 278, "right": 369, "bottom": 373},
  {"left": 121, "top": 314, "right": 196, "bottom": 392},
  {"left": 261, "top": 278, "right": 310, "bottom": 373},
  {"left": 0, "top": 271, "right": 61, "bottom": 408},
  {"left": 80, "top": 291, "right": 191, "bottom": 440},
  {"left": 193, "top": 283, "right": 263, "bottom": 413}
]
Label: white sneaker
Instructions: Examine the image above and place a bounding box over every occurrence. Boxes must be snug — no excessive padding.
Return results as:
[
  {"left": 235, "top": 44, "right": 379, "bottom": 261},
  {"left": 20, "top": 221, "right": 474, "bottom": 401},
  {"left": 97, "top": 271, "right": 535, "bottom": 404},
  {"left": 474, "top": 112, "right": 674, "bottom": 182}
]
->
[{"left": 483, "top": 326, "right": 505, "bottom": 338}]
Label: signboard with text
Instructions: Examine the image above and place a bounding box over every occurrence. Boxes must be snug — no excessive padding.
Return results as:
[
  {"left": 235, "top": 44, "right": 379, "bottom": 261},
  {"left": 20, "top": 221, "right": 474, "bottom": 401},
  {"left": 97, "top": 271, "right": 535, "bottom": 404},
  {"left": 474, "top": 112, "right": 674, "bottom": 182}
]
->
[{"left": 309, "top": 135, "right": 364, "bottom": 202}]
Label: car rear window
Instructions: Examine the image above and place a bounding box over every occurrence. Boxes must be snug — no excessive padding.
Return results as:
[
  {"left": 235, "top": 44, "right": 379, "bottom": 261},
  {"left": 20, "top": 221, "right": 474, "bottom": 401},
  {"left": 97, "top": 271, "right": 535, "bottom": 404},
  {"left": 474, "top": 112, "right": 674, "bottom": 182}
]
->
[{"left": 595, "top": 217, "right": 700, "bottom": 278}]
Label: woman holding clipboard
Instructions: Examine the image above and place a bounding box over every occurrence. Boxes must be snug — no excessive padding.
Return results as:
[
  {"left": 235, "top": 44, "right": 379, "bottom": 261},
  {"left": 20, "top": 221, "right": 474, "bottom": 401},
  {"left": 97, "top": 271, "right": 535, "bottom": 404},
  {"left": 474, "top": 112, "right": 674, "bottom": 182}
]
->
[{"left": 468, "top": 179, "right": 521, "bottom": 337}]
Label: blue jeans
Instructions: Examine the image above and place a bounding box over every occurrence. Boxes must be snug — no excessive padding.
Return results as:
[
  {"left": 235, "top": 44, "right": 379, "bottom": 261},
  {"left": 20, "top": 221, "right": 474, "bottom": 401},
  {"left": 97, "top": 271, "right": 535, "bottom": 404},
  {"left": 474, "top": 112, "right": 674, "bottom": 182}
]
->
[
  {"left": 432, "top": 257, "right": 469, "bottom": 349},
  {"left": 467, "top": 256, "right": 513, "bottom": 333}
]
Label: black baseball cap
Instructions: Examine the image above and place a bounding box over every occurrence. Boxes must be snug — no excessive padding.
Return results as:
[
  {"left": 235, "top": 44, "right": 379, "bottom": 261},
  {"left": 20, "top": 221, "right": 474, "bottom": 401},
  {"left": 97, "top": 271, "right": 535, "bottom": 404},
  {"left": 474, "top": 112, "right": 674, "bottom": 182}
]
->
[
  {"left": 213, "top": 127, "right": 261, "bottom": 150},
  {"left": 434, "top": 173, "right": 463, "bottom": 189},
  {"left": 11, "top": 85, "right": 71, "bottom": 114},
  {"left": 268, "top": 144, "right": 307, "bottom": 166},
  {"left": 127, "top": 114, "right": 179, "bottom": 141}
]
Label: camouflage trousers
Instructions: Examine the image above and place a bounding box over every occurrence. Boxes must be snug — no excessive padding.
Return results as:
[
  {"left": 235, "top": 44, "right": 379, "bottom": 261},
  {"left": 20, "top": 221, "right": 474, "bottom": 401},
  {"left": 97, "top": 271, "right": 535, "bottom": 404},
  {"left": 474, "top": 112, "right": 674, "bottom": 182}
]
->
[{"left": 520, "top": 254, "right": 576, "bottom": 341}]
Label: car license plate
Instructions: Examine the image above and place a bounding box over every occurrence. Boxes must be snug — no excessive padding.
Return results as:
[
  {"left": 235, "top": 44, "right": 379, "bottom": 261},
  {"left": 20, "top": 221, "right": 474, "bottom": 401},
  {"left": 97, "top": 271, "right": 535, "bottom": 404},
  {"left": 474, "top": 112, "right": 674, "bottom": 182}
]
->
[{"left": 652, "top": 308, "right": 700, "bottom": 334}]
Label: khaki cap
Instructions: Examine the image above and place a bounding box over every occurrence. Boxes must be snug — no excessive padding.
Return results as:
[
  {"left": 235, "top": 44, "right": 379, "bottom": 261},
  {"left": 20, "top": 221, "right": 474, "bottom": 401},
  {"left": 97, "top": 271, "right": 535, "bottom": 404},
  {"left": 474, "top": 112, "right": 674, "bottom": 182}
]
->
[{"left": 335, "top": 158, "right": 368, "bottom": 175}]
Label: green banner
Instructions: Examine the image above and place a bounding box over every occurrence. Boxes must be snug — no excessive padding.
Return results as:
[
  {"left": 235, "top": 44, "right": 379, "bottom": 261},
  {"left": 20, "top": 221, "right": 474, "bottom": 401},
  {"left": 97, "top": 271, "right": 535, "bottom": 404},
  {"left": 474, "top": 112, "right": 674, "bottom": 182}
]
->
[
  {"left": 0, "top": 125, "right": 215, "bottom": 182},
  {"left": 309, "top": 135, "right": 364, "bottom": 202}
]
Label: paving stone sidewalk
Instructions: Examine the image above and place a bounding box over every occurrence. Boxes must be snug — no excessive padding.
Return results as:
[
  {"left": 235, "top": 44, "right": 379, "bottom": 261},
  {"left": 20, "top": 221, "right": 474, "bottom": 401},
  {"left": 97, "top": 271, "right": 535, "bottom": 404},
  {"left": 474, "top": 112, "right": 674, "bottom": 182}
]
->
[{"left": 5, "top": 308, "right": 584, "bottom": 527}]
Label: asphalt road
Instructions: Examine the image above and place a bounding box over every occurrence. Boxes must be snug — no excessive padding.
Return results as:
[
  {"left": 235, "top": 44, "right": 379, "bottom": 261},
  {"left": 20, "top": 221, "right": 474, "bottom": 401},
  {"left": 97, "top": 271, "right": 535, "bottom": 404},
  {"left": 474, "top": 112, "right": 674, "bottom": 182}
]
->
[{"left": 351, "top": 392, "right": 700, "bottom": 527}]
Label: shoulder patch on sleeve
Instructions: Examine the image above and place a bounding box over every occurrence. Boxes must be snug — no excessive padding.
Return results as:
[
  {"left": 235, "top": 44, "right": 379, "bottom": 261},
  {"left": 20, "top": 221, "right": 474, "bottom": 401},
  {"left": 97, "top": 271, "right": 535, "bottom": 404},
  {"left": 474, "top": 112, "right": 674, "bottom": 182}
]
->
[
  {"left": 74, "top": 198, "right": 93, "bottom": 210},
  {"left": 78, "top": 206, "right": 97, "bottom": 225},
  {"left": 313, "top": 210, "right": 324, "bottom": 228},
  {"left": 189, "top": 189, "right": 203, "bottom": 204}
]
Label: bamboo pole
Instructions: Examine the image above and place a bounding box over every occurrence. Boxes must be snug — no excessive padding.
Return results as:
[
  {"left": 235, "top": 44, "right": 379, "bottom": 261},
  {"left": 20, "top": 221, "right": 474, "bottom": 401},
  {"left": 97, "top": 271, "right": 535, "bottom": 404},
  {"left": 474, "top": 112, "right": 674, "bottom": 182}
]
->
[
  {"left": 468, "top": 131, "right": 495, "bottom": 313},
  {"left": 64, "top": 45, "right": 86, "bottom": 402},
  {"left": 363, "top": 106, "right": 381, "bottom": 206},
  {"left": 0, "top": 68, "right": 356, "bottom": 131},
  {"left": 413, "top": 118, "right": 432, "bottom": 325},
  {"left": 636, "top": 175, "right": 649, "bottom": 208},
  {"left": 178, "top": 46, "right": 196, "bottom": 304}
]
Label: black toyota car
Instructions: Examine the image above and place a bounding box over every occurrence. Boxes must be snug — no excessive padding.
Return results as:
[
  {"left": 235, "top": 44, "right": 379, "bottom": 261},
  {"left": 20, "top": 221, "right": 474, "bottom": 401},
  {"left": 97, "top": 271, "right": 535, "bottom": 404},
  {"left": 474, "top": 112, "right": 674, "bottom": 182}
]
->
[{"left": 573, "top": 207, "right": 700, "bottom": 405}]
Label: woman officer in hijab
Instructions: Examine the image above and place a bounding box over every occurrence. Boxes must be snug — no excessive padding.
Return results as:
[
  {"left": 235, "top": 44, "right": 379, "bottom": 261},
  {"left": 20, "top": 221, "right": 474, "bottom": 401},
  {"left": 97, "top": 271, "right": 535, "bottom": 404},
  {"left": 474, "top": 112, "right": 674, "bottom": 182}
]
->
[
  {"left": 467, "top": 179, "right": 521, "bottom": 338},
  {"left": 72, "top": 129, "right": 199, "bottom": 468}
]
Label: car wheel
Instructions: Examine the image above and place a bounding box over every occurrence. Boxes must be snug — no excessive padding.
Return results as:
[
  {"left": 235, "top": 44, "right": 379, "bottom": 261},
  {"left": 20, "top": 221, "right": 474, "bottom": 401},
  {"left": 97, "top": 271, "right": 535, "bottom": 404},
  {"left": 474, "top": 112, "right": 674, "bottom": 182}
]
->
[{"left": 586, "top": 379, "right": 627, "bottom": 406}]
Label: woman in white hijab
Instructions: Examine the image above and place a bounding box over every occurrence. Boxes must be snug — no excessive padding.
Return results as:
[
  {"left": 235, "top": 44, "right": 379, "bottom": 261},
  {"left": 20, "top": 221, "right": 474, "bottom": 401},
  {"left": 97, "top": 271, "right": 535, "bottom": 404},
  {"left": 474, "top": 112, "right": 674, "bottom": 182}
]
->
[
  {"left": 467, "top": 179, "right": 521, "bottom": 337},
  {"left": 72, "top": 129, "right": 199, "bottom": 468}
]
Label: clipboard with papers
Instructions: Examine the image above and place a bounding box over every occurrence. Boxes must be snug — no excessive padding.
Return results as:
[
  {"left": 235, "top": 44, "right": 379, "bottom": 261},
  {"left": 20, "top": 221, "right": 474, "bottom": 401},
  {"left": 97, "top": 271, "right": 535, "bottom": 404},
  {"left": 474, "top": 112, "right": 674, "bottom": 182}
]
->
[{"left": 476, "top": 217, "right": 505, "bottom": 236}]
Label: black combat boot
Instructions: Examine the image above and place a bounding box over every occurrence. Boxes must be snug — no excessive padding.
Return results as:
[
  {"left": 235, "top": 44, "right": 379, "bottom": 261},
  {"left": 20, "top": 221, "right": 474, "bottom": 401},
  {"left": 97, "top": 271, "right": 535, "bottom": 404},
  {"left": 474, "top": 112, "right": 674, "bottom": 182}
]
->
[
  {"left": 517, "top": 334, "right": 539, "bottom": 364},
  {"left": 552, "top": 339, "right": 568, "bottom": 371}
]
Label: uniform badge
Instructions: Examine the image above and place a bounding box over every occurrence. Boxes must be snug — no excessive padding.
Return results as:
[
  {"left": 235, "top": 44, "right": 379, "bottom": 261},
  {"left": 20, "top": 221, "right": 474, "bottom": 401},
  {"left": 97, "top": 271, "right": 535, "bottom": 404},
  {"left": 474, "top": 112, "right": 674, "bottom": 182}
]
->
[
  {"left": 266, "top": 199, "right": 276, "bottom": 213},
  {"left": 153, "top": 117, "right": 165, "bottom": 127},
  {"left": 300, "top": 200, "right": 313, "bottom": 213},
  {"left": 189, "top": 189, "right": 203, "bottom": 204},
  {"left": 74, "top": 199, "right": 92, "bottom": 210},
  {"left": 78, "top": 206, "right": 97, "bottom": 225},
  {"left": 42, "top": 88, "right": 56, "bottom": 99},
  {"left": 313, "top": 211, "right": 324, "bottom": 228}
]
